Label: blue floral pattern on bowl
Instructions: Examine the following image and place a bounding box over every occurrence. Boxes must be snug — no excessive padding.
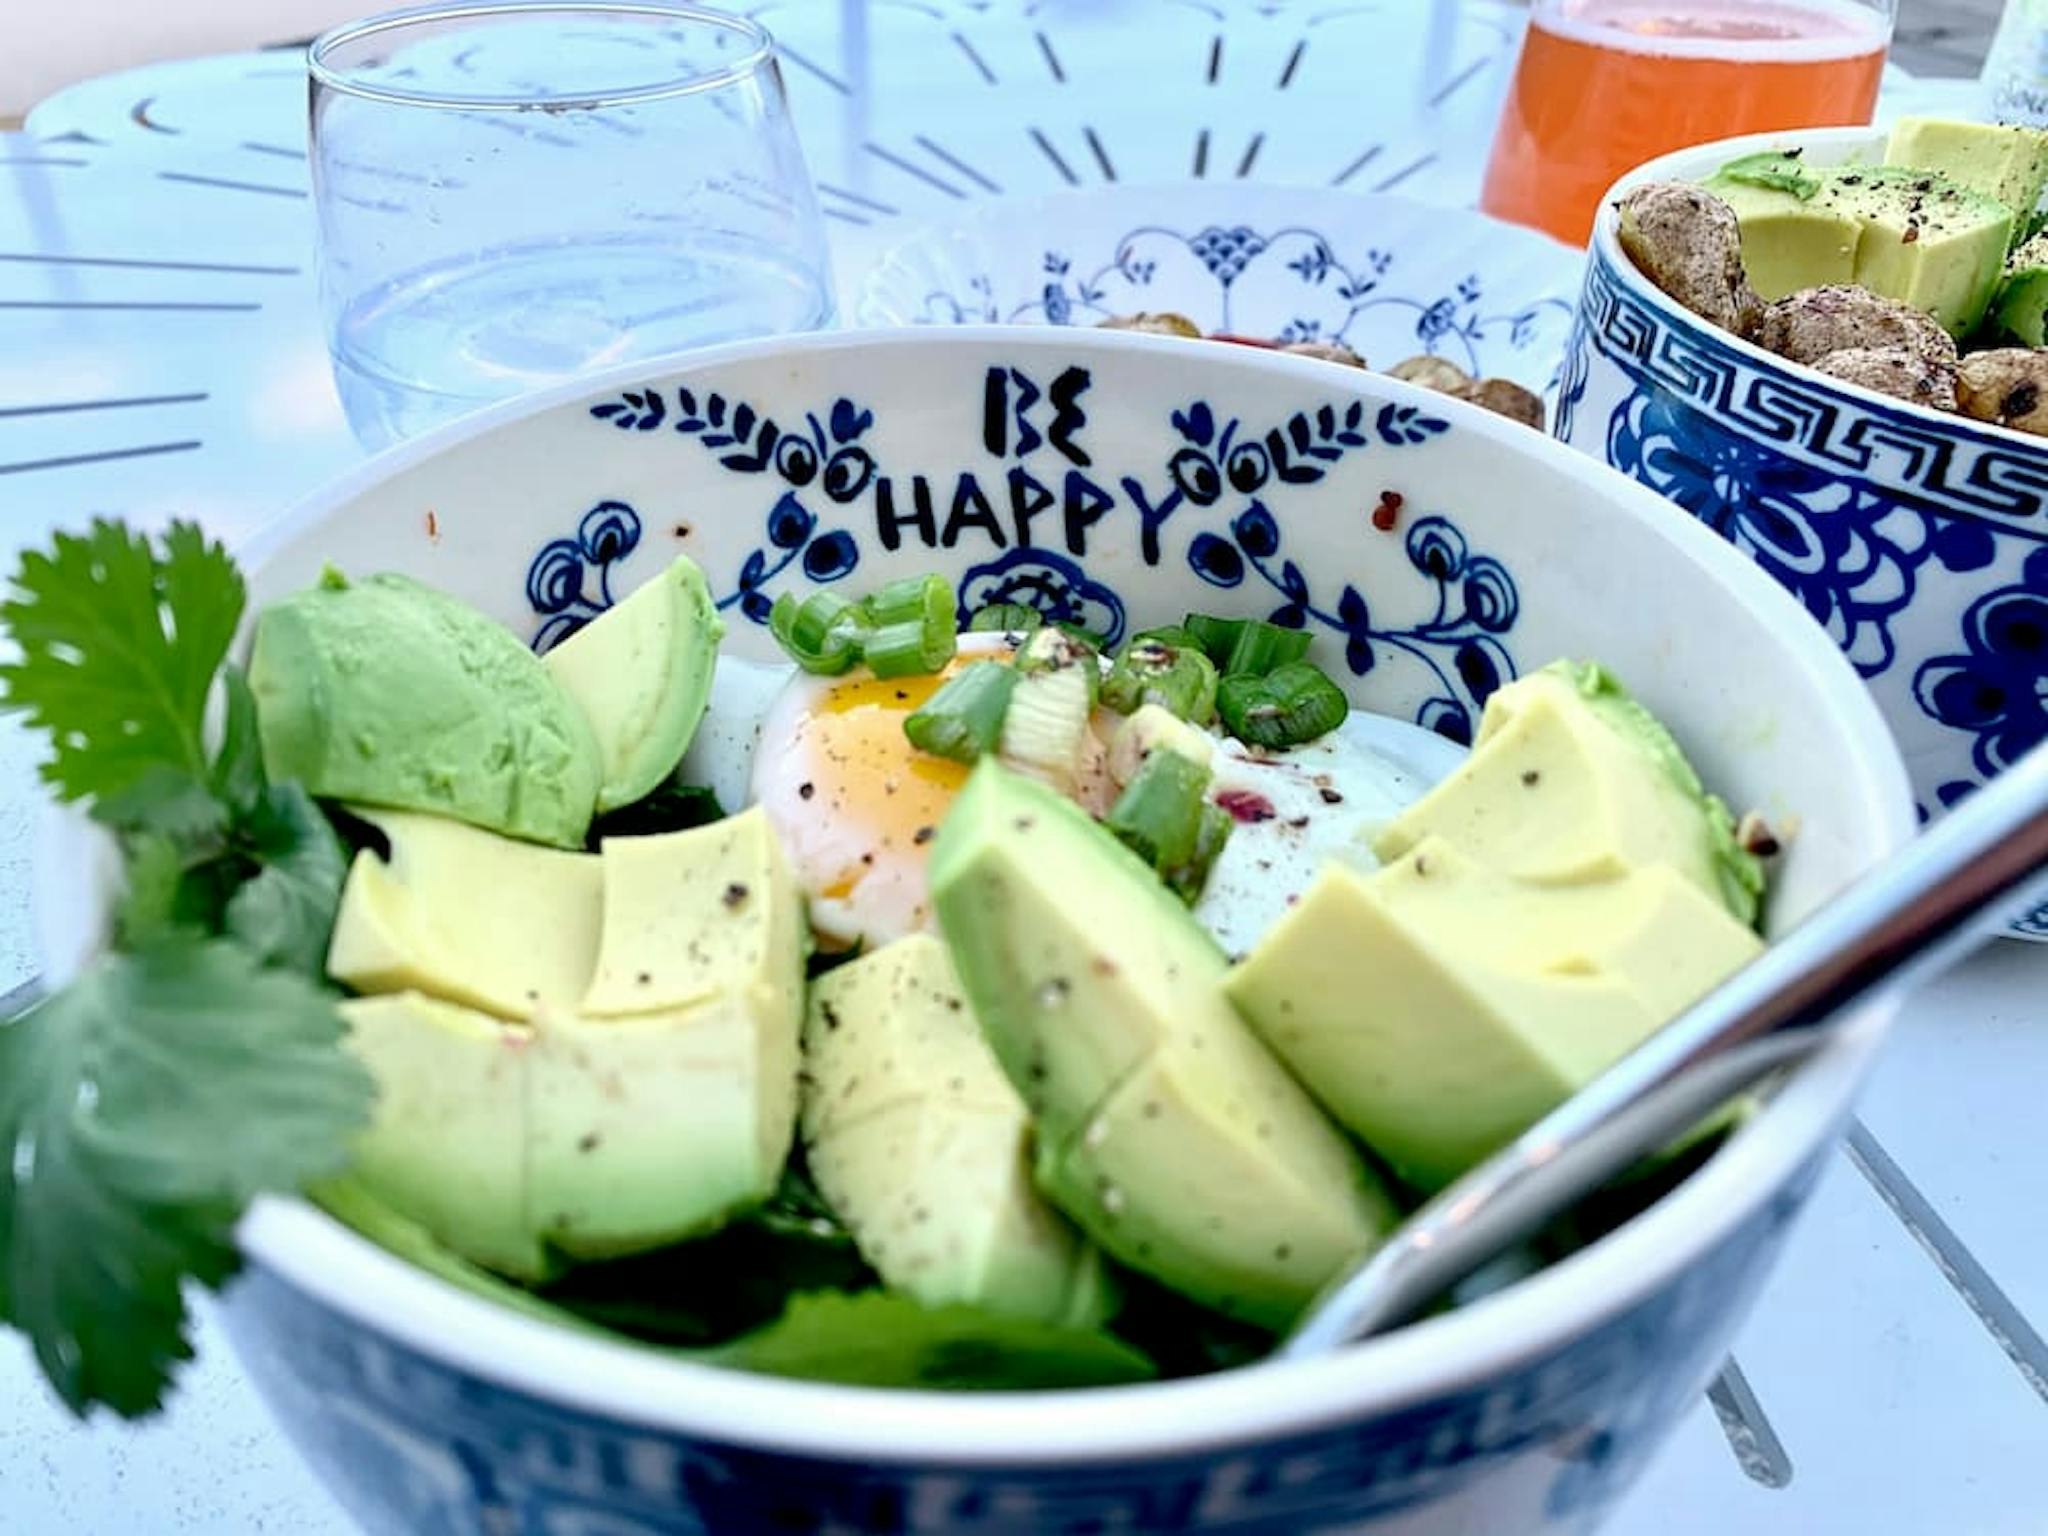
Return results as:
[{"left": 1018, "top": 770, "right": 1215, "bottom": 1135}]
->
[
  {"left": 535, "top": 368, "right": 1519, "bottom": 738},
  {"left": 857, "top": 187, "right": 1582, "bottom": 395},
  {"left": 1559, "top": 241, "right": 2048, "bottom": 939}
]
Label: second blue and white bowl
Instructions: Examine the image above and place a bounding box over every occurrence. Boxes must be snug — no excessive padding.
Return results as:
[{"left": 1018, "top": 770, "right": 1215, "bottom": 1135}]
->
[{"left": 1558, "top": 126, "right": 2048, "bottom": 940}]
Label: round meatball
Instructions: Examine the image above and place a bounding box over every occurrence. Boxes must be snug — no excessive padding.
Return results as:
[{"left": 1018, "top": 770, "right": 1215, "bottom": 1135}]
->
[
  {"left": 1615, "top": 181, "right": 1760, "bottom": 335},
  {"left": 1754, "top": 285, "right": 1957, "bottom": 368},
  {"left": 1810, "top": 347, "right": 1958, "bottom": 412},
  {"left": 1387, "top": 355, "right": 1475, "bottom": 396},
  {"left": 1467, "top": 378, "right": 1547, "bottom": 432},
  {"left": 1279, "top": 339, "right": 1367, "bottom": 368},
  {"left": 1098, "top": 312, "right": 1202, "bottom": 338},
  {"left": 1957, "top": 348, "right": 2048, "bottom": 436}
]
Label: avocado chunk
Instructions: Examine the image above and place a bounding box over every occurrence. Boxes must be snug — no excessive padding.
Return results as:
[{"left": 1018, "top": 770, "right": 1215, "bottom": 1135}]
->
[
  {"left": 538, "top": 809, "right": 806, "bottom": 1256},
  {"left": 338, "top": 991, "right": 550, "bottom": 1280},
  {"left": 1373, "top": 660, "right": 1763, "bottom": 925},
  {"left": 1820, "top": 166, "right": 2013, "bottom": 336},
  {"left": 1992, "top": 231, "right": 2048, "bottom": 346},
  {"left": 326, "top": 809, "right": 603, "bottom": 1019},
  {"left": 801, "top": 934, "right": 1111, "bottom": 1326},
  {"left": 1884, "top": 116, "right": 2048, "bottom": 227},
  {"left": 1703, "top": 170, "right": 1860, "bottom": 300},
  {"left": 330, "top": 807, "right": 806, "bottom": 1271},
  {"left": 1706, "top": 159, "right": 2012, "bottom": 334},
  {"left": 930, "top": 760, "right": 1396, "bottom": 1330},
  {"left": 250, "top": 569, "right": 602, "bottom": 848},
  {"left": 543, "top": 554, "right": 723, "bottom": 813},
  {"left": 1225, "top": 838, "right": 1763, "bottom": 1189}
]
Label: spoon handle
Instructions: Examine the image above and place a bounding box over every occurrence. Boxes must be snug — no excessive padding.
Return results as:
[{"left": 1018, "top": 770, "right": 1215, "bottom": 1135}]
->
[{"left": 1284, "top": 743, "right": 2048, "bottom": 1356}]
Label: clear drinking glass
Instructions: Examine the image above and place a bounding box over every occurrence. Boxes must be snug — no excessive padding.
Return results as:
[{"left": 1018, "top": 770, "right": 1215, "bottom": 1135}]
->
[
  {"left": 1480, "top": 0, "right": 1897, "bottom": 248},
  {"left": 309, "top": 2, "right": 833, "bottom": 448}
]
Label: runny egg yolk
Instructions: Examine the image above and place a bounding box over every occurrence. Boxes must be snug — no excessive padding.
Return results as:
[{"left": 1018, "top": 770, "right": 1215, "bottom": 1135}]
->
[{"left": 752, "top": 639, "right": 1004, "bottom": 950}]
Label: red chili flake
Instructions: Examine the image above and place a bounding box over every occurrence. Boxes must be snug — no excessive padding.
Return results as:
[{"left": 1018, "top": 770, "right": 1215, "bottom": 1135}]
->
[
  {"left": 1371, "top": 490, "right": 1404, "bottom": 532},
  {"left": 424, "top": 509, "right": 440, "bottom": 542},
  {"left": 1215, "top": 788, "right": 1277, "bottom": 823},
  {"left": 1211, "top": 333, "right": 1281, "bottom": 350}
]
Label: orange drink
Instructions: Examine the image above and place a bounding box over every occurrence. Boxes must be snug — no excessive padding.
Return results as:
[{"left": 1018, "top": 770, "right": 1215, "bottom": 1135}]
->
[{"left": 1480, "top": 0, "right": 1892, "bottom": 247}]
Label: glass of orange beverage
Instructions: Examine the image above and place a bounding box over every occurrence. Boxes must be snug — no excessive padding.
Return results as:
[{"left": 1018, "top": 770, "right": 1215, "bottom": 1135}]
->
[{"left": 1480, "top": 0, "right": 1895, "bottom": 247}]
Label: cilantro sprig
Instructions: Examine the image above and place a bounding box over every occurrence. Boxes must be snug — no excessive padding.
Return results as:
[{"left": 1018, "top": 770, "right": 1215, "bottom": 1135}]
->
[{"left": 0, "top": 520, "right": 373, "bottom": 1418}]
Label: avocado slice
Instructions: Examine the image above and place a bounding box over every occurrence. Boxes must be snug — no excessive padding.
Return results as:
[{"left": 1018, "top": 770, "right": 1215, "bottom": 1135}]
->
[
  {"left": 1225, "top": 838, "right": 1763, "bottom": 1189},
  {"left": 250, "top": 569, "right": 602, "bottom": 848},
  {"left": 1884, "top": 116, "right": 2048, "bottom": 229},
  {"left": 338, "top": 991, "right": 552, "bottom": 1280},
  {"left": 330, "top": 807, "right": 806, "bottom": 1272},
  {"left": 1373, "top": 660, "right": 1763, "bottom": 925},
  {"left": 1991, "top": 231, "right": 2048, "bottom": 346},
  {"left": 544, "top": 555, "right": 723, "bottom": 813},
  {"left": 326, "top": 808, "right": 604, "bottom": 1019},
  {"left": 540, "top": 808, "right": 807, "bottom": 1256},
  {"left": 929, "top": 760, "right": 1397, "bottom": 1330},
  {"left": 801, "top": 934, "right": 1112, "bottom": 1327}
]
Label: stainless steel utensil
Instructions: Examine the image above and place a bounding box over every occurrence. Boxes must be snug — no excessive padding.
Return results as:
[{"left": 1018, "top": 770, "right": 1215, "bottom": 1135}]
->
[{"left": 1285, "top": 741, "right": 2048, "bottom": 1356}]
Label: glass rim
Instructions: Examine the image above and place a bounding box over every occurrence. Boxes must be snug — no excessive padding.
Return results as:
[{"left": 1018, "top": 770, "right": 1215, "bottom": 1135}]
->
[{"left": 308, "top": 0, "right": 776, "bottom": 112}]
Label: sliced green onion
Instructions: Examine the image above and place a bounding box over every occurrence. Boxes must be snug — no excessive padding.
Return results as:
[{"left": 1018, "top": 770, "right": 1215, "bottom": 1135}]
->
[
  {"left": 1013, "top": 626, "right": 1101, "bottom": 704},
  {"left": 851, "top": 574, "right": 957, "bottom": 677},
  {"left": 1217, "top": 660, "right": 1349, "bottom": 749},
  {"left": 1105, "top": 749, "right": 1211, "bottom": 877},
  {"left": 1101, "top": 628, "right": 1219, "bottom": 723},
  {"left": 1182, "top": 613, "right": 1246, "bottom": 666},
  {"left": 864, "top": 617, "right": 958, "bottom": 679},
  {"left": 1165, "top": 803, "right": 1234, "bottom": 904},
  {"left": 860, "top": 573, "right": 955, "bottom": 630},
  {"left": 904, "top": 661, "right": 1020, "bottom": 762},
  {"left": 770, "top": 591, "right": 865, "bottom": 675},
  {"left": 1223, "top": 620, "right": 1312, "bottom": 678},
  {"left": 966, "top": 602, "right": 1043, "bottom": 634}
]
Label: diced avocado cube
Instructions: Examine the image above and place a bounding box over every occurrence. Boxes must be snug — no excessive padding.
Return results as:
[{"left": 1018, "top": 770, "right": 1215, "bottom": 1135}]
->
[
  {"left": 544, "top": 554, "right": 724, "bottom": 813},
  {"left": 326, "top": 809, "right": 603, "bottom": 1020},
  {"left": 1992, "top": 232, "right": 2048, "bottom": 346},
  {"left": 1817, "top": 166, "right": 2013, "bottom": 336},
  {"left": 1704, "top": 173, "right": 1860, "bottom": 300},
  {"left": 801, "top": 934, "right": 1111, "bottom": 1326},
  {"left": 930, "top": 760, "right": 1396, "bottom": 1329},
  {"left": 1225, "top": 839, "right": 1762, "bottom": 1190},
  {"left": 1885, "top": 116, "right": 2048, "bottom": 224}
]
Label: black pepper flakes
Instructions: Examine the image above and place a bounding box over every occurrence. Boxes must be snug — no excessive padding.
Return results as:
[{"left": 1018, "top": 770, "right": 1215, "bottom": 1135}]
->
[
  {"left": 799, "top": 782, "right": 815, "bottom": 801},
  {"left": 722, "top": 881, "right": 749, "bottom": 909},
  {"left": 1318, "top": 787, "right": 1344, "bottom": 805},
  {"left": 1521, "top": 769, "right": 1541, "bottom": 787},
  {"left": 913, "top": 825, "right": 935, "bottom": 845},
  {"left": 578, "top": 1133, "right": 601, "bottom": 1153},
  {"left": 821, "top": 1002, "right": 843, "bottom": 1033}
]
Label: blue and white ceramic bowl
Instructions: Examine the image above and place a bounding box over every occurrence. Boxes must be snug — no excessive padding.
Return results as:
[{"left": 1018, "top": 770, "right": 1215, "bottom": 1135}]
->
[
  {"left": 1558, "top": 126, "right": 2048, "bottom": 941},
  {"left": 855, "top": 184, "right": 1582, "bottom": 394},
  {"left": 41, "top": 329, "right": 1913, "bottom": 1535}
]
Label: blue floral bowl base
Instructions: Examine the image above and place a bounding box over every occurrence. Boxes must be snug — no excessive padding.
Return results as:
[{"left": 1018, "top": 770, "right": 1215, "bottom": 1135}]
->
[{"left": 221, "top": 1150, "right": 1822, "bottom": 1536}]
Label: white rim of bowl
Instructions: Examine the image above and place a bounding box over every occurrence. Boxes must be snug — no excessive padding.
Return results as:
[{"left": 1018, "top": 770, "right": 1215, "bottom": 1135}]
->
[
  {"left": 1590, "top": 124, "right": 2048, "bottom": 445},
  {"left": 308, "top": 0, "right": 774, "bottom": 112},
  {"left": 201, "top": 327, "right": 1915, "bottom": 1465}
]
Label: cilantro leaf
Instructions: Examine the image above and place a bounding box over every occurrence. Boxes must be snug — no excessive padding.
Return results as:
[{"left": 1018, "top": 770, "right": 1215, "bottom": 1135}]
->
[
  {"left": 210, "top": 666, "right": 267, "bottom": 814},
  {"left": 224, "top": 785, "right": 349, "bottom": 974},
  {"left": 712, "top": 1291, "right": 1157, "bottom": 1390},
  {"left": 0, "top": 520, "right": 244, "bottom": 803},
  {"left": 0, "top": 943, "right": 374, "bottom": 1417}
]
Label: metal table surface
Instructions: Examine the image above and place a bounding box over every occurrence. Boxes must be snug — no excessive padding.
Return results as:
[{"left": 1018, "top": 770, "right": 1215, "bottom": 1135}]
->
[{"left": 0, "top": 5, "right": 2042, "bottom": 1532}]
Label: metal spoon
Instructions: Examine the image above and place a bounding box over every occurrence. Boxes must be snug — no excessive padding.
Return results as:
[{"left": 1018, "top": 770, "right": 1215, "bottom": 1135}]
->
[{"left": 1285, "top": 740, "right": 2048, "bottom": 1357}]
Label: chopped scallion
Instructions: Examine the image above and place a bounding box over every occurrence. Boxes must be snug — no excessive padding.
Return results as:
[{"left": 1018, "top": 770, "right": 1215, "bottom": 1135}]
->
[
  {"left": 864, "top": 617, "right": 957, "bottom": 679},
  {"left": 1181, "top": 614, "right": 1245, "bottom": 666},
  {"left": 904, "top": 662, "right": 1019, "bottom": 762},
  {"left": 1217, "top": 660, "right": 1349, "bottom": 749},
  {"left": 770, "top": 592, "right": 864, "bottom": 675},
  {"left": 1222, "top": 621, "right": 1312, "bottom": 678},
  {"left": 966, "top": 602, "right": 1042, "bottom": 634},
  {"left": 1105, "top": 749, "right": 1211, "bottom": 876},
  {"left": 1101, "top": 629, "right": 1219, "bottom": 723}
]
